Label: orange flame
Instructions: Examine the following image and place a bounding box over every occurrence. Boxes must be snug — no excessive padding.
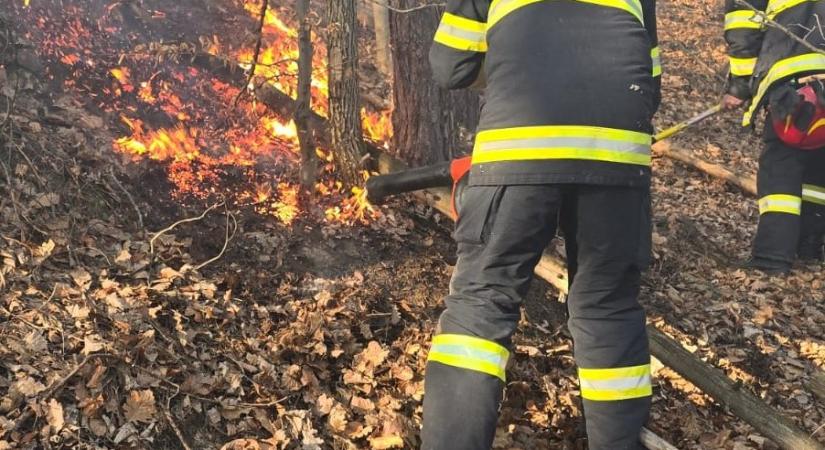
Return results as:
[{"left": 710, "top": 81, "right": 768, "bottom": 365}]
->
[{"left": 99, "top": 2, "right": 393, "bottom": 225}]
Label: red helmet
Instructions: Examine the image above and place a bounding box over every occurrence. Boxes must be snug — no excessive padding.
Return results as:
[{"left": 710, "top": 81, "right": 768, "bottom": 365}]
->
[{"left": 772, "top": 84, "right": 825, "bottom": 150}]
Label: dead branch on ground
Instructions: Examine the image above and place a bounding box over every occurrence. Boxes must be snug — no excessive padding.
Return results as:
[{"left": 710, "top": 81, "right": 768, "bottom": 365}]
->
[
  {"left": 194, "top": 206, "right": 237, "bottom": 271},
  {"left": 149, "top": 202, "right": 223, "bottom": 255}
]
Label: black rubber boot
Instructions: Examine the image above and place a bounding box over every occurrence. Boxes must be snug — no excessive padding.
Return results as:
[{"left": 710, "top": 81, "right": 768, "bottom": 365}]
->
[
  {"left": 797, "top": 235, "right": 824, "bottom": 262},
  {"left": 743, "top": 256, "right": 792, "bottom": 275}
]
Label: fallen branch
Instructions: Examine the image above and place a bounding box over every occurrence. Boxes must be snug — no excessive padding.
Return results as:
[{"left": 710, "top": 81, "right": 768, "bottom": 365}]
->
[
  {"left": 373, "top": 152, "right": 823, "bottom": 450},
  {"left": 640, "top": 428, "right": 679, "bottom": 450},
  {"left": 164, "top": 386, "right": 193, "bottom": 450},
  {"left": 194, "top": 207, "right": 237, "bottom": 271},
  {"left": 149, "top": 202, "right": 223, "bottom": 255},
  {"left": 7, "top": 353, "right": 113, "bottom": 434},
  {"left": 653, "top": 140, "right": 758, "bottom": 196},
  {"left": 108, "top": 169, "right": 144, "bottom": 232}
]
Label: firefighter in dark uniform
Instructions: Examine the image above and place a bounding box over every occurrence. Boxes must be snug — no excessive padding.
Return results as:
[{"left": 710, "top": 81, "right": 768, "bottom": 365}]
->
[
  {"left": 723, "top": 0, "right": 825, "bottom": 273},
  {"left": 422, "top": 1, "right": 660, "bottom": 449}
]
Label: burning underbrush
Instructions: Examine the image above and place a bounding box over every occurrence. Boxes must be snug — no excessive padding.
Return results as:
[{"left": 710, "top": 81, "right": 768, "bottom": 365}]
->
[{"left": 12, "top": 0, "right": 389, "bottom": 226}]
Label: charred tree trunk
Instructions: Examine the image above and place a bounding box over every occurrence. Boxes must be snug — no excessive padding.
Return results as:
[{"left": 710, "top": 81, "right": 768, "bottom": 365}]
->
[
  {"left": 372, "top": 0, "right": 393, "bottom": 77},
  {"left": 327, "top": 0, "right": 367, "bottom": 187},
  {"left": 389, "top": 0, "right": 479, "bottom": 165},
  {"left": 295, "top": 0, "right": 316, "bottom": 191}
]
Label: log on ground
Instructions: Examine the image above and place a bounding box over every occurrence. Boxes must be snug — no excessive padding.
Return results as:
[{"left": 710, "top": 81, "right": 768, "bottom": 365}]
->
[{"left": 653, "top": 140, "right": 757, "bottom": 196}]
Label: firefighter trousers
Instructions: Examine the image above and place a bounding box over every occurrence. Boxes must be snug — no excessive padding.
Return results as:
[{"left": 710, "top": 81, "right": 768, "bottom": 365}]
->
[
  {"left": 421, "top": 184, "right": 652, "bottom": 450},
  {"left": 754, "top": 116, "right": 825, "bottom": 264}
]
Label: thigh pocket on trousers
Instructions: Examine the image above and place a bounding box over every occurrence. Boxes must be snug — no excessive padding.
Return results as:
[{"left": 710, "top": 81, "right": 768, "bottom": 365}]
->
[{"left": 454, "top": 185, "right": 504, "bottom": 245}]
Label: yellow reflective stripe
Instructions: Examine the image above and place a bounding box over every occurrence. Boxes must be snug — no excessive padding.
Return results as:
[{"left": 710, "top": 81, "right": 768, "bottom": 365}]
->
[
  {"left": 578, "top": 364, "right": 652, "bottom": 402},
  {"left": 651, "top": 47, "right": 662, "bottom": 77},
  {"left": 472, "top": 125, "right": 652, "bottom": 166},
  {"left": 759, "top": 194, "right": 802, "bottom": 215},
  {"left": 488, "top": 0, "right": 643, "bottom": 30},
  {"left": 730, "top": 56, "right": 757, "bottom": 76},
  {"left": 803, "top": 184, "right": 825, "bottom": 205},
  {"left": 576, "top": 0, "right": 644, "bottom": 24},
  {"left": 744, "top": 53, "right": 825, "bottom": 125},
  {"left": 433, "top": 12, "right": 487, "bottom": 52},
  {"left": 428, "top": 334, "right": 509, "bottom": 381},
  {"left": 767, "top": 0, "right": 815, "bottom": 18},
  {"left": 725, "top": 10, "right": 763, "bottom": 30},
  {"left": 488, "top": 0, "right": 543, "bottom": 29},
  {"left": 441, "top": 12, "right": 486, "bottom": 33}
]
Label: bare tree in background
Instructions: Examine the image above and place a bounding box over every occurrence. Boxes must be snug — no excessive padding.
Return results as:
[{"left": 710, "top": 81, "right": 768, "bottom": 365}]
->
[
  {"left": 389, "top": 0, "right": 479, "bottom": 165},
  {"left": 295, "top": 0, "right": 316, "bottom": 191},
  {"left": 327, "top": 0, "right": 367, "bottom": 187}
]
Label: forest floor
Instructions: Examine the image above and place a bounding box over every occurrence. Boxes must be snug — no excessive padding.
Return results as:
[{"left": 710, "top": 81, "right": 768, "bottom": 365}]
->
[{"left": 1, "top": 0, "right": 824, "bottom": 449}]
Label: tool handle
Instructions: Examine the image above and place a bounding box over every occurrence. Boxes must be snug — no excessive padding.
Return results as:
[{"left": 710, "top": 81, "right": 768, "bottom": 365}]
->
[
  {"left": 366, "top": 161, "right": 453, "bottom": 204},
  {"left": 653, "top": 103, "right": 723, "bottom": 143}
]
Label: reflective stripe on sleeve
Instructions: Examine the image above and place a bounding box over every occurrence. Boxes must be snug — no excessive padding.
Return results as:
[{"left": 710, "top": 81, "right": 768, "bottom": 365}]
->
[
  {"left": 744, "top": 53, "right": 825, "bottom": 125},
  {"left": 472, "top": 125, "right": 652, "bottom": 166},
  {"left": 730, "top": 56, "right": 758, "bottom": 76},
  {"left": 433, "top": 12, "right": 487, "bottom": 52},
  {"left": 651, "top": 46, "right": 662, "bottom": 77},
  {"left": 724, "top": 10, "right": 763, "bottom": 30},
  {"left": 428, "top": 334, "right": 510, "bottom": 381},
  {"left": 759, "top": 194, "right": 802, "bottom": 215},
  {"left": 578, "top": 364, "right": 652, "bottom": 401},
  {"left": 803, "top": 184, "right": 825, "bottom": 205},
  {"left": 488, "top": 0, "right": 643, "bottom": 29}
]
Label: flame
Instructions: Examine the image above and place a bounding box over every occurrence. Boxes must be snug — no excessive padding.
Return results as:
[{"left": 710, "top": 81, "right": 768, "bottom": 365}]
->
[
  {"left": 324, "top": 172, "right": 381, "bottom": 225},
  {"left": 25, "top": 0, "right": 391, "bottom": 225}
]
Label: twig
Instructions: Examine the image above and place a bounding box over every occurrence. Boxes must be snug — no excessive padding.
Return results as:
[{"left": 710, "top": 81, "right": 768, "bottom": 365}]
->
[
  {"left": 734, "top": 1, "right": 825, "bottom": 57},
  {"left": 7, "top": 353, "right": 113, "bottom": 434},
  {"left": 163, "top": 386, "right": 193, "bottom": 450},
  {"left": 108, "top": 169, "right": 144, "bottom": 233},
  {"left": 369, "top": 0, "right": 445, "bottom": 13},
  {"left": 812, "top": 421, "right": 825, "bottom": 437},
  {"left": 233, "top": 0, "right": 269, "bottom": 107},
  {"left": 193, "top": 207, "right": 237, "bottom": 271},
  {"left": 149, "top": 202, "right": 223, "bottom": 255}
]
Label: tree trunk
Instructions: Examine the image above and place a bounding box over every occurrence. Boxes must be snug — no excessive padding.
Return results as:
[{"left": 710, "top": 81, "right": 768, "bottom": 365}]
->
[
  {"left": 295, "top": 0, "right": 316, "bottom": 191},
  {"left": 372, "top": 0, "right": 393, "bottom": 77},
  {"left": 327, "top": 0, "right": 367, "bottom": 187},
  {"left": 389, "top": 0, "right": 480, "bottom": 165}
]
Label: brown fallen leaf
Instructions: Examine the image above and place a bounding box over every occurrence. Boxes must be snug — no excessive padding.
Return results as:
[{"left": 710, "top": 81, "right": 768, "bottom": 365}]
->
[
  {"left": 46, "top": 398, "right": 64, "bottom": 433},
  {"left": 123, "top": 389, "right": 156, "bottom": 423},
  {"left": 82, "top": 335, "right": 105, "bottom": 355},
  {"left": 369, "top": 435, "right": 404, "bottom": 449}
]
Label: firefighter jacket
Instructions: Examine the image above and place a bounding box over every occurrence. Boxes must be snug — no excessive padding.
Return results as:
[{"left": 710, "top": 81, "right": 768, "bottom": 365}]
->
[
  {"left": 725, "top": 0, "right": 825, "bottom": 126},
  {"left": 429, "top": 0, "right": 661, "bottom": 187}
]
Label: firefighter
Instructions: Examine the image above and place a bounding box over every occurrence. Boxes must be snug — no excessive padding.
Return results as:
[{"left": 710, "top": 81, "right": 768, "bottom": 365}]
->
[
  {"left": 422, "top": 1, "right": 660, "bottom": 449},
  {"left": 723, "top": 0, "right": 825, "bottom": 273}
]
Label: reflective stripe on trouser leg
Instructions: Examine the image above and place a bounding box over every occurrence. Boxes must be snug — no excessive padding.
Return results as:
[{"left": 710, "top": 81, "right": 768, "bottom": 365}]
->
[
  {"left": 564, "top": 185, "right": 651, "bottom": 450},
  {"left": 754, "top": 120, "right": 806, "bottom": 263},
  {"left": 800, "top": 151, "right": 825, "bottom": 257},
  {"left": 422, "top": 185, "right": 562, "bottom": 450},
  {"left": 579, "top": 364, "right": 652, "bottom": 401},
  {"left": 428, "top": 334, "right": 510, "bottom": 381}
]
